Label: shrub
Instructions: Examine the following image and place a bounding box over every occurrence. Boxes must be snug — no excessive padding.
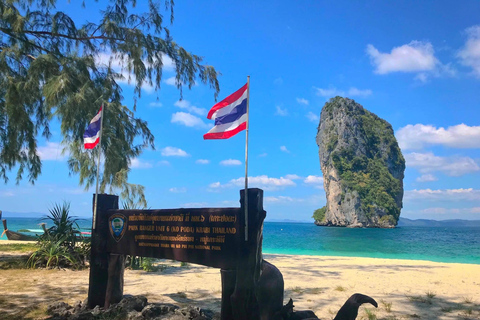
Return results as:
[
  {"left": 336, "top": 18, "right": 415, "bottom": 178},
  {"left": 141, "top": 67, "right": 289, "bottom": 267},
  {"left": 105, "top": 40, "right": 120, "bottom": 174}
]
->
[{"left": 312, "top": 206, "right": 326, "bottom": 222}]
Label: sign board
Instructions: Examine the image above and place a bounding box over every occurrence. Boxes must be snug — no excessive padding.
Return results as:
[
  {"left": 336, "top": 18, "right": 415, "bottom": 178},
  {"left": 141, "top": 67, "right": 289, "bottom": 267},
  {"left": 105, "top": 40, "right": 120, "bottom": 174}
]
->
[{"left": 106, "top": 208, "right": 243, "bottom": 269}]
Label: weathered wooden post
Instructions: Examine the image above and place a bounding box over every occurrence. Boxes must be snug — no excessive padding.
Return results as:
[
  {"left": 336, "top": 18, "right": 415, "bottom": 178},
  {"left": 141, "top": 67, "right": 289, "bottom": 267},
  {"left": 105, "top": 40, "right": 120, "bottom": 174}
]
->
[
  {"left": 87, "top": 194, "right": 123, "bottom": 308},
  {"left": 229, "top": 188, "right": 266, "bottom": 320}
]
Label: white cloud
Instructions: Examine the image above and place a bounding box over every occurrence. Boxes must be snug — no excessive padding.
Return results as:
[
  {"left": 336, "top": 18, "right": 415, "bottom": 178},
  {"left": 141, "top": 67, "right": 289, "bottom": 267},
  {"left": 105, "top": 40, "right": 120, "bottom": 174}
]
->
[
  {"left": 396, "top": 124, "right": 480, "bottom": 149},
  {"left": 284, "top": 174, "right": 302, "bottom": 180},
  {"left": 196, "top": 159, "right": 210, "bottom": 165},
  {"left": 174, "top": 100, "right": 207, "bottom": 116},
  {"left": 161, "top": 147, "right": 189, "bottom": 157},
  {"left": 1, "top": 191, "right": 15, "bottom": 197},
  {"left": 296, "top": 98, "right": 309, "bottom": 105},
  {"left": 130, "top": 158, "right": 153, "bottom": 169},
  {"left": 471, "top": 207, "right": 480, "bottom": 213},
  {"left": 258, "top": 153, "right": 268, "bottom": 157},
  {"left": 280, "top": 146, "right": 290, "bottom": 153},
  {"left": 265, "top": 196, "right": 303, "bottom": 203},
  {"left": 366, "top": 41, "right": 439, "bottom": 74},
  {"left": 314, "top": 87, "right": 372, "bottom": 98},
  {"left": 210, "top": 182, "right": 221, "bottom": 188},
  {"left": 149, "top": 102, "right": 163, "bottom": 108},
  {"left": 220, "top": 159, "right": 242, "bottom": 166},
  {"left": 157, "top": 160, "right": 170, "bottom": 166},
  {"left": 171, "top": 112, "right": 210, "bottom": 129},
  {"left": 458, "top": 25, "right": 480, "bottom": 77},
  {"left": 405, "top": 188, "right": 480, "bottom": 201},
  {"left": 164, "top": 76, "right": 177, "bottom": 86},
  {"left": 347, "top": 87, "right": 373, "bottom": 97},
  {"left": 304, "top": 175, "right": 324, "bottom": 185},
  {"left": 315, "top": 87, "right": 344, "bottom": 97},
  {"left": 416, "top": 174, "right": 438, "bottom": 182},
  {"left": 306, "top": 111, "right": 319, "bottom": 122},
  {"left": 37, "top": 142, "right": 67, "bottom": 161},
  {"left": 405, "top": 152, "right": 479, "bottom": 177},
  {"left": 182, "top": 202, "right": 208, "bottom": 208},
  {"left": 275, "top": 106, "right": 288, "bottom": 116},
  {"left": 169, "top": 187, "right": 187, "bottom": 193},
  {"left": 209, "top": 175, "right": 298, "bottom": 191}
]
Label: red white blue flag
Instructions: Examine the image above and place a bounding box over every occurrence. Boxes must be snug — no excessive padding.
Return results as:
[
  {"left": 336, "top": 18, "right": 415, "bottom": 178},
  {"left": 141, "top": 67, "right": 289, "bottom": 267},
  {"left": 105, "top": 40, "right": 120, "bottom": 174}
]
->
[
  {"left": 83, "top": 107, "right": 102, "bottom": 149},
  {"left": 204, "top": 83, "right": 248, "bottom": 139}
]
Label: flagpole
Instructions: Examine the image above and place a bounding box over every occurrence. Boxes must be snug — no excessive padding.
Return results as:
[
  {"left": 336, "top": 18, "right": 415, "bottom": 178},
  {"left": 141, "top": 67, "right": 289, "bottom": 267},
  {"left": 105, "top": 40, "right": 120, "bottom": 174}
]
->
[
  {"left": 93, "top": 103, "right": 105, "bottom": 231},
  {"left": 244, "top": 76, "right": 250, "bottom": 241}
]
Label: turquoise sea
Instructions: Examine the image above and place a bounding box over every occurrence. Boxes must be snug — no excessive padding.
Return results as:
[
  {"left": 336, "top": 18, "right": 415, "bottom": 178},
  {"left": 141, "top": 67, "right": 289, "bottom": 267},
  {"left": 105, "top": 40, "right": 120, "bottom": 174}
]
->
[{"left": 2, "top": 218, "right": 480, "bottom": 265}]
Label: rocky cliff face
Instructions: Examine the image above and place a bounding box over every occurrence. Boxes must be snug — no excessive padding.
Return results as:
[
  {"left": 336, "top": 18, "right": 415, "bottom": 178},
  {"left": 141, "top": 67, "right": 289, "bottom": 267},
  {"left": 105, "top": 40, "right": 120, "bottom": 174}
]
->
[{"left": 315, "top": 97, "right": 405, "bottom": 228}]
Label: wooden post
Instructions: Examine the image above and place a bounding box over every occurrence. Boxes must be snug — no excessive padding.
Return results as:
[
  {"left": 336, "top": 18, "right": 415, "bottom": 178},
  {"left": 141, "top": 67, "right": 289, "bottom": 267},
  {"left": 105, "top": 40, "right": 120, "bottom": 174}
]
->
[
  {"left": 220, "top": 269, "right": 237, "bottom": 320},
  {"left": 105, "top": 253, "right": 125, "bottom": 308},
  {"left": 229, "top": 188, "right": 265, "bottom": 320},
  {"left": 87, "top": 194, "right": 119, "bottom": 309}
]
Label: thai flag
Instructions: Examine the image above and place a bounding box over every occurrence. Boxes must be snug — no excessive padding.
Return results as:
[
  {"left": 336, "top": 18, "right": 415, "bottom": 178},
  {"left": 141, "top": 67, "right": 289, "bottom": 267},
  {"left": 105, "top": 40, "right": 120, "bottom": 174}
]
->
[
  {"left": 204, "top": 83, "right": 248, "bottom": 139},
  {"left": 83, "top": 107, "right": 102, "bottom": 149}
]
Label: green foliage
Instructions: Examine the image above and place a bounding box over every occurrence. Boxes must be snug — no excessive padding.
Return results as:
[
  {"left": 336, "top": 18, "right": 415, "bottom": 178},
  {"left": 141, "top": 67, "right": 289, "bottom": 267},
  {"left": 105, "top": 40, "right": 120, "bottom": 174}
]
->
[
  {"left": 379, "top": 215, "right": 396, "bottom": 226},
  {"left": 42, "top": 201, "right": 80, "bottom": 247},
  {"left": 0, "top": 243, "right": 37, "bottom": 252},
  {"left": 29, "top": 202, "right": 89, "bottom": 269},
  {"left": 0, "top": 1, "right": 219, "bottom": 198},
  {"left": 312, "top": 206, "right": 326, "bottom": 222},
  {"left": 27, "top": 234, "right": 78, "bottom": 269}
]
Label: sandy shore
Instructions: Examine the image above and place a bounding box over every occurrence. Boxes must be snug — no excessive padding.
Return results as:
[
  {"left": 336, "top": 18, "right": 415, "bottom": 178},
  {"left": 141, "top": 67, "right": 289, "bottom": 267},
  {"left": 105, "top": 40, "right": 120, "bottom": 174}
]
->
[{"left": 0, "top": 241, "right": 479, "bottom": 319}]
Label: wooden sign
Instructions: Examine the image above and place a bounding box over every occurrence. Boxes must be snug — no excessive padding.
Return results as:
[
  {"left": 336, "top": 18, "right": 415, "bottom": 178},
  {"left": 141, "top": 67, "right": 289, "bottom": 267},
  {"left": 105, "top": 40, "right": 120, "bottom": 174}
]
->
[{"left": 106, "top": 208, "right": 242, "bottom": 269}]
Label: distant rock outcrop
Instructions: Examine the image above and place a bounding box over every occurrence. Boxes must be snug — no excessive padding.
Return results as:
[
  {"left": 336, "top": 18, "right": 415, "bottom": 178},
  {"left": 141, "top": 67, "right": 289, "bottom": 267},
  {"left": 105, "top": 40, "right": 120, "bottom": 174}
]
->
[{"left": 315, "top": 97, "right": 405, "bottom": 228}]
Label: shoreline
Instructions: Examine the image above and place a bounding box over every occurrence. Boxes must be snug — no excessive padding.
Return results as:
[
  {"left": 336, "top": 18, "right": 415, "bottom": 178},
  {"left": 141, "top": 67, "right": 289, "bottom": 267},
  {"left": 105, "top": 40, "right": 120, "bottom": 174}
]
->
[
  {"left": 1, "top": 239, "right": 479, "bottom": 265},
  {"left": 1, "top": 242, "right": 479, "bottom": 319}
]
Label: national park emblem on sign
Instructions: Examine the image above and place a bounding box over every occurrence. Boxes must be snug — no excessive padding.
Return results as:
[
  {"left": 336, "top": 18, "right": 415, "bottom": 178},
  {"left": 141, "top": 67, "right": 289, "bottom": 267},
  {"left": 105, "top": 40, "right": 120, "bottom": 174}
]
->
[{"left": 109, "top": 214, "right": 127, "bottom": 242}]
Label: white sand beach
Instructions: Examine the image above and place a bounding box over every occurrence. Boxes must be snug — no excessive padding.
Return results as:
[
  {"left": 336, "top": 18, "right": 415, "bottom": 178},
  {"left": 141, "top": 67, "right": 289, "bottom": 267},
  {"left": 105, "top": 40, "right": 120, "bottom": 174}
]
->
[{"left": 0, "top": 241, "right": 479, "bottom": 319}]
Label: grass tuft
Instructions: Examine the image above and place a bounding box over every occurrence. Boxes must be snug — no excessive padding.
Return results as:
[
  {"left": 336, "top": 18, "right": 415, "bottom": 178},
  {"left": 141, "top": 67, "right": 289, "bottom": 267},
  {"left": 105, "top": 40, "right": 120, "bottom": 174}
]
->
[
  {"left": 0, "top": 243, "right": 38, "bottom": 252},
  {"left": 334, "top": 285, "right": 346, "bottom": 292},
  {"left": 380, "top": 299, "right": 392, "bottom": 313},
  {"left": 363, "top": 307, "right": 377, "bottom": 320},
  {"left": 462, "top": 297, "right": 473, "bottom": 304},
  {"left": 425, "top": 290, "right": 436, "bottom": 299}
]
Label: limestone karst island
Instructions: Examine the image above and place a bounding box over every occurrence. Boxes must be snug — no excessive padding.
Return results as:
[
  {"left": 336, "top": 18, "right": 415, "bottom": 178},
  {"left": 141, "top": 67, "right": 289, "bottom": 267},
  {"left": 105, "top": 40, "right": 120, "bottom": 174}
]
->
[{"left": 314, "top": 97, "right": 406, "bottom": 228}]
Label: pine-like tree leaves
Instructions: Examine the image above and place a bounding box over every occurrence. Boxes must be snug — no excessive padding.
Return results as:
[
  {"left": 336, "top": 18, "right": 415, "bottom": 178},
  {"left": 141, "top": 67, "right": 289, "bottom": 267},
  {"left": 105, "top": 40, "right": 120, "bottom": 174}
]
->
[{"left": 0, "top": 0, "right": 219, "bottom": 206}]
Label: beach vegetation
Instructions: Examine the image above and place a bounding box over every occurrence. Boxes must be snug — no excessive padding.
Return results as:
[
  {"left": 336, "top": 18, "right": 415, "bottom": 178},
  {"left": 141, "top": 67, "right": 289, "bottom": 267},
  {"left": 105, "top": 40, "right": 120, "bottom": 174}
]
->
[
  {"left": 334, "top": 285, "right": 347, "bottom": 292},
  {"left": 406, "top": 295, "right": 431, "bottom": 305},
  {"left": 0, "top": 243, "right": 37, "bottom": 253},
  {"left": 440, "top": 306, "right": 453, "bottom": 313},
  {"left": 180, "top": 261, "right": 189, "bottom": 267},
  {"left": 27, "top": 235, "right": 79, "bottom": 269},
  {"left": 28, "top": 202, "right": 89, "bottom": 269},
  {"left": 291, "top": 286, "right": 303, "bottom": 294},
  {"left": 312, "top": 206, "right": 326, "bottom": 222},
  {"left": 0, "top": 0, "right": 219, "bottom": 203},
  {"left": 307, "top": 287, "right": 324, "bottom": 294},
  {"left": 462, "top": 297, "right": 473, "bottom": 304},
  {"left": 380, "top": 299, "right": 392, "bottom": 312},
  {"left": 0, "top": 256, "right": 29, "bottom": 269},
  {"left": 425, "top": 291, "right": 436, "bottom": 299},
  {"left": 362, "top": 307, "right": 377, "bottom": 320},
  {"left": 463, "top": 308, "right": 473, "bottom": 315},
  {"left": 42, "top": 201, "right": 81, "bottom": 247},
  {"left": 176, "top": 291, "right": 187, "bottom": 299}
]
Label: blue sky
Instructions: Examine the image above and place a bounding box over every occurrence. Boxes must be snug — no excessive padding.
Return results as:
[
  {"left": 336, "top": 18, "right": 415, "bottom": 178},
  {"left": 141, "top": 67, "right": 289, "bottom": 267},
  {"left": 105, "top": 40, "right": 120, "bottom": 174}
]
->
[{"left": 1, "top": 0, "right": 480, "bottom": 221}]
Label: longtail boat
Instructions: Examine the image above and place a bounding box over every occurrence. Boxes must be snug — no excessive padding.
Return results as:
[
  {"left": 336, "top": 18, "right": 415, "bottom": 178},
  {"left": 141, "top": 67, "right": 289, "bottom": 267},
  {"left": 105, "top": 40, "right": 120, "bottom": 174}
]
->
[{"left": 1, "top": 212, "right": 41, "bottom": 241}]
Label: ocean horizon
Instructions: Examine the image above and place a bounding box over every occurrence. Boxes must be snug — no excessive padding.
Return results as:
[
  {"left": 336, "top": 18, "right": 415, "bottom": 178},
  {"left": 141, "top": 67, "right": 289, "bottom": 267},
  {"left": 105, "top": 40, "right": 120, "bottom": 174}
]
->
[{"left": 2, "top": 217, "right": 479, "bottom": 265}]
